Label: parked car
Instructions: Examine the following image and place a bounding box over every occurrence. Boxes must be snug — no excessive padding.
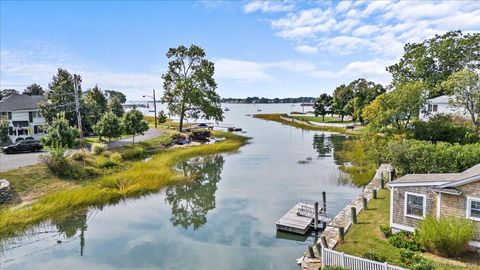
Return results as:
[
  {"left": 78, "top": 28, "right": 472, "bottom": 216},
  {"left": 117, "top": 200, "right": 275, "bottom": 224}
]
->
[{"left": 1, "top": 140, "right": 43, "bottom": 154}]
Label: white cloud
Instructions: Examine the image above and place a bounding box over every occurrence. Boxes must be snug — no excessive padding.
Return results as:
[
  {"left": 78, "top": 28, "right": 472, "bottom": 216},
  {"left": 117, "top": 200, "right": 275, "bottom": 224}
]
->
[
  {"left": 244, "top": 1, "right": 293, "bottom": 13},
  {"left": 339, "top": 59, "right": 393, "bottom": 84},
  {"left": 294, "top": 45, "right": 318, "bottom": 54},
  {"left": 261, "top": 1, "right": 480, "bottom": 58},
  {"left": 214, "top": 59, "right": 273, "bottom": 82}
]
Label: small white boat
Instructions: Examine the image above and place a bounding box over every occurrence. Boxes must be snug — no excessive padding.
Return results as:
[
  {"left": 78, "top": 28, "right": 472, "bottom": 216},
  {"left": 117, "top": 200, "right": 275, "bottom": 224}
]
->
[
  {"left": 224, "top": 107, "right": 230, "bottom": 111},
  {"left": 257, "top": 109, "right": 262, "bottom": 112}
]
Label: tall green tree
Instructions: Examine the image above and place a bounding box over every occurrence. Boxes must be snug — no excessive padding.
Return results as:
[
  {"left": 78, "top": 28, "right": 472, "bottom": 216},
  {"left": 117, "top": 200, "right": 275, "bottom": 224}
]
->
[
  {"left": 0, "top": 89, "right": 19, "bottom": 100},
  {"left": 122, "top": 109, "right": 149, "bottom": 143},
  {"left": 41, "top": 112, "right": 80, "bottom": 148},
  {"left": 23, "top": 83, "right": 45, "bottom": 96},
  {"left": 108, "top": 96, "right": 125, "bottom": 117},
  {"left": 332, "top": 84, "right": 354, "bottom": 121},
  {"left": 40, "top": 68, "right": 82, "bottom": 127},
  {"left": 314, "top": 93, "right": 332, "bottom": 121},
  {"left": 94, "top": 111, "right": 123, "bottom": 142},
  {"left": 104, "top": 90, "right": 126, "bottom": 104},
  {"left": 444, "top": 69, "right": 480, "bottom": 128},
  {"left": 363, "top": 81, "right": 426, "bottom": 133},
  {"left": 161, "top": 45, "right": 223, "bottom": 132},
  {"left": 387, "top": 30, "right": 480, "bottom": 97},
  {"left": 83, "top": 85, "right": 108, "bottom": 130},
  {"left": 347, "top": 78, "right": 385, "bottom": 123}
]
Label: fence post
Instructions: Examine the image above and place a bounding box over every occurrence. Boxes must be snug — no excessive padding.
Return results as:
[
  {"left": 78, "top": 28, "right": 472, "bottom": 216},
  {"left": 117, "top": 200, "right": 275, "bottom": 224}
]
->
[
  {"left": 341, "top": 252, "right": 345, "bottom": 267},
  {"left": 381, "top": 178, "right": 385, "bottom": 189},
  {"left": 321, "top": 247, "right": 325, "bottom": 268},
  {"left": 362, "top": 197, "right": 368, "bottom": 210},
  {"left": 383, "top": 262, "right": 388, "bottom": 270},
  {"left": 373, "top": 189, "right": 377, "bottom": 199},
  {"left": 351, "top": 207, "right": 357, "bottom": 224},
  {"left": 320, "top": 236, "right": 328, "bottom": 249},
  {"left": 338, "top": 227, "right": 345, "bottom": 242}
]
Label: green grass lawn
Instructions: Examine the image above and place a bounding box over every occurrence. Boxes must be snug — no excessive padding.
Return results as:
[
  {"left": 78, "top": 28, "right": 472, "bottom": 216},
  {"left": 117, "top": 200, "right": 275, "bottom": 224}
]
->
[
  {"left": 336, "top": 189, "right": 480, "bottom": 270},
  {"left": 291, "top": 115, "right": 347, "bottom": 123},
  {"left": 253, "top": 114, "right": 348, "bottom": 134}
]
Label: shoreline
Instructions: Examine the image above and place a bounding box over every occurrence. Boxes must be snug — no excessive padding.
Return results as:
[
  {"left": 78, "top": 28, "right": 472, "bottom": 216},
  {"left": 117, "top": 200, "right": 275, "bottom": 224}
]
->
[{"left": 0, "top": 131, "right": 249, "bottom": 239}]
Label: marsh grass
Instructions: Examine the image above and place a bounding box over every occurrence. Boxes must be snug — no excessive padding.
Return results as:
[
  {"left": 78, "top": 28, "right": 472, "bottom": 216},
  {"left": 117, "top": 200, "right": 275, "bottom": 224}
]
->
[
  {"left": 0, "top": 131, "right": 248, "bottom": 239},
  {"left": 253, "top": 113, "right": 348, "bottom": 134}
]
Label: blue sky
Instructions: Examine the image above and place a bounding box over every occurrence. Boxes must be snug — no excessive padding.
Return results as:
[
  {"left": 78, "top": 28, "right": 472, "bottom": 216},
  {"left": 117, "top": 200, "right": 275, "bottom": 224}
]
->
[{"left": 1, "top": 1, "right": 479, "bottom": 100}]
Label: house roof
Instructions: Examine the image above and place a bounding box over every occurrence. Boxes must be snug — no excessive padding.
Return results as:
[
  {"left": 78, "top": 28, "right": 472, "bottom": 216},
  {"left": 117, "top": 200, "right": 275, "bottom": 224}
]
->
[
  {"left": 0, "top": 94, "right": 46, "bottom": 112},
  {"left": 426, "top": 95, "right": 453, "bottom": 104},
  {"left": 389, "top": 164, "right": 480, "bottom": 187}
]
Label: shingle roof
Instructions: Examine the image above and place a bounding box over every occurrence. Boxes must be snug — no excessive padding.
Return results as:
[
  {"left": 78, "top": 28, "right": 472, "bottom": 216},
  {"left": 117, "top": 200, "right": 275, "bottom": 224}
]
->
[
  {"left": 0, "top": 94, "right": 46, "bottom": 112},
  {"left": 427, "top": 95, "right": 453, "bottom": 104},
  {"left": 391, "top": 164, "right": 480, "bottom": 185}
]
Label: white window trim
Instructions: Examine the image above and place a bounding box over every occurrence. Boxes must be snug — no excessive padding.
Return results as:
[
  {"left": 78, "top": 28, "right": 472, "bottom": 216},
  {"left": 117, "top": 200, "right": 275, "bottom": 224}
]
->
[
  {"left": 404, "top": 192, "right": 426, "bottom": 220},
  {"left": 466, "top": 196, "right": 480, "bottom": 222}
]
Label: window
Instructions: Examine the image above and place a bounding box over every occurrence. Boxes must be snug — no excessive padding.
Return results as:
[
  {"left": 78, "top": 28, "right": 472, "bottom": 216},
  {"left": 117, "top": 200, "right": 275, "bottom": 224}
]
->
[
  {"left": 427, "top": 104, "right": 432, "bottom": 112},
  {"left": 17, "top": 129, "right": 28, "bottom": 135},
  {"left": 467, "top": 197, "right": 480, "bottom": 221},
  {"left": 405, "top": 192, "right": 426, "bottom": 219},
  {"left": 432, "top": 105, "right": 438, "bottom": 112},
  {"left": 34, "top": 125, "right": 45, "bottom": 134}
]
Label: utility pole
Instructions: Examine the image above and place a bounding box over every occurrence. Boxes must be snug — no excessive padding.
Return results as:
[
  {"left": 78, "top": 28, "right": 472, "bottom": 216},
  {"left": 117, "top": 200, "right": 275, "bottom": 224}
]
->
[
  {"left": 153, "top": 89, "right": 157, "bottom": 128},
  {"left": 73, "top": 75, "right": 85, "bottom": 164}
]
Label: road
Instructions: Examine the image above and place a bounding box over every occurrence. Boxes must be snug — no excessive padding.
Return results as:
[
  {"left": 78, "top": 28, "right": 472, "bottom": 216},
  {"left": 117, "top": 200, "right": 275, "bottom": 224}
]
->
[{"left": 0, "top": 128, "right": 163, "bottom": 172}]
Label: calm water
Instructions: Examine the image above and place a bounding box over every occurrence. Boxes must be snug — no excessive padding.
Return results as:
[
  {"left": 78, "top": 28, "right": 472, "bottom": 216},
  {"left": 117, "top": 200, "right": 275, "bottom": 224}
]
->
[{"left": 1, "top": 104, "right": 361, "bottom": 270}]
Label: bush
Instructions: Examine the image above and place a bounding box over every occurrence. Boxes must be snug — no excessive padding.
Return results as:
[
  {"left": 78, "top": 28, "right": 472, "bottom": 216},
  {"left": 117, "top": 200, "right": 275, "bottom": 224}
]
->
[
  {"left": 40, "top": 144, "right": 83, "bottom": 178},
  {"left": 399, "top": 249, "right": 434, "bottom": 270},
  {"left": 121, "top": 146, "right": 146, "bottom": 160},
  {"left": 95, "top": 156, "right": 120, "bottom": 168},
  {"left": 362, "top": 251, "right": 387, "bottom": 262},
  {"left": 380, "top": 224, "right": 392, "bottom": 238},
  {"left": 416, "top": 216, "right": 475, "bottom": 257},
  {"left": 388, "top": 231, "right": 421, "bottom": 251},
  {"left": 412, "top": 114, "right": 479, "bottom": 144},
  {"left": 91, "top": 143, "right": 107, "bottom": 155},
  {"left": 110, "top": 152, "right": 122, "bottom": 162},
  {"left": 83, "top": 166, "right": 102, "bottom": 177}
]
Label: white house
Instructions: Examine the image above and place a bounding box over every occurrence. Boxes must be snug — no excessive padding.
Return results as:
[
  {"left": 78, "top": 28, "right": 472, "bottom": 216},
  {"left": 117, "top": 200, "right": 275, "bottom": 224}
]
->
[
  {"left": 0, "top": 94, "right": 47, "bottom": 143},
  {"left": 420, "top": 95, "right": 468, "bottom": 121}
]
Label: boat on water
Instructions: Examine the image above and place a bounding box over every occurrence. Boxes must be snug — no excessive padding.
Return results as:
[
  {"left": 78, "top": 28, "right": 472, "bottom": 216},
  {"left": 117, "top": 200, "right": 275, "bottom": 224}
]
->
[
  {"left": 257, "top": 109, "right": 262, "bottom": 112},
  {"left": 224, "top": 107, "right": 230, "bottom": 111}
]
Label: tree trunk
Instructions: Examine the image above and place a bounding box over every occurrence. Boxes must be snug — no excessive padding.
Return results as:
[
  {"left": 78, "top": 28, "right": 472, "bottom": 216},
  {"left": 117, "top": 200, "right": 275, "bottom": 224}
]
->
[
  {"left": 322, "top": 115, "right": 325, "bottom": 122},
  {"left": 179, "top": 113, "right": 184, "bottom": 133},
  {"left": 341, "top": 114, "right": 344, "bottom": 122},
  {"left": 132, "top": 134, "right": 135, "bottom": 144}
]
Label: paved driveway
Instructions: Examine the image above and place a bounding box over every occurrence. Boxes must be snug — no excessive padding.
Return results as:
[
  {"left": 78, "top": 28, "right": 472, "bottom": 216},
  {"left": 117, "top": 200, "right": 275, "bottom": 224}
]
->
[{"left": 0, "top": 128, "right": 163, "bottom": 172}]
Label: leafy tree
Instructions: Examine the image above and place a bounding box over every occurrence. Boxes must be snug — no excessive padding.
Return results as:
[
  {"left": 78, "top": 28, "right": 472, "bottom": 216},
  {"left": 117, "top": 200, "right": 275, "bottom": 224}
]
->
[
  {"left": 0, "top": 89, "right": 19, "bottom": 100},
  {"left": 161, "top": 45, "right": 223, "bottom": 132},
  {"left": 387, "top": 30, "right": 480, "bottom": 97},
  {"left": 332, "top": 84, "right": 353, "bottom": 121},
  {"left": 23, "top": 83, "right": 45, "bottom": 96},
  {"left": 83, "top": 85, "right": 108, "bottom": 130},
  {"left": 444, "top": 69, "right": 480, "bottom": 129},
  {"left": 40, "top": 68, "right": 82, "bottom": 127},
  {"left": 104, "top": 90, "right": 126, "bottom": 104},
  {"left": 0, "top": 120, "right": 11, "bottom": 146},
  {"left": 158, "top": 110, "right": 168, "bottom": 124},
  {"left": 363, "top": 81, "right": 426, "bottom": 133},
  {"left": 347, "top": 78, "right": 385, "bottom": 123},
  {"left": 41, "top": 112, "right": 80, "bottom": 148},
  {"left": 108, "top": 96, "right": 124, "bottom": 117},
  {"left": 122, "top": 109, "right": 149, "bottom": 143},
  {"left": 94, "top": 111, "right": 123, "bottom": 142},
  {"left": 314, "top": 93, "right": 332, "bottom": 121},
  {"left": 413, "top": 114, "right": 479, "bottom": 144}
]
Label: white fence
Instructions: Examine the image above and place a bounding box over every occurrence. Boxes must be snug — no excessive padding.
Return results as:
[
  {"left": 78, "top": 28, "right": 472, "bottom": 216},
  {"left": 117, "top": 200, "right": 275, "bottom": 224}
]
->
[{"left": 321, "top": 248, "right": 407, "bottom": 270}]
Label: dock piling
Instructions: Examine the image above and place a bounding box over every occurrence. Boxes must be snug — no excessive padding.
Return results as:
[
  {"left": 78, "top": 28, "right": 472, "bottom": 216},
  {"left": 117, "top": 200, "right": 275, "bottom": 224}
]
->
[
  {"left": 322, "top": 191, "right": 327, "bottom": 212},
  {"left": 320, "top": 236, "right": 328, "bottom": 249},
  {"left": 362, "top": 197, "right": 368, "bottom": 210},
  {"left": 338, "top": 227, "right": 345, "bottom": 242},
  {"left": 351, "top": 207, "right": 357, "bottom": 224},
  {"left": 373, "top": 189, "right": 377, "bottom": 199},
  {"left": 314, "top": 202, "right": 319, "bottom": 229},
  {"left": 308, "top": 246, "right": 315, "bottom": 258}
]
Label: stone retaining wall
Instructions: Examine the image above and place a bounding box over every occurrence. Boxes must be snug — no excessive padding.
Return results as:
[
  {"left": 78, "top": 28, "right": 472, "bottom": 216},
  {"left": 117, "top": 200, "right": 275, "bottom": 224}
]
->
[
  {"left": 300, "top": 164, "right": 393, "bottom": 270},
  {"left": 0, "top": 179, "right": 13, "bottom": 204}
]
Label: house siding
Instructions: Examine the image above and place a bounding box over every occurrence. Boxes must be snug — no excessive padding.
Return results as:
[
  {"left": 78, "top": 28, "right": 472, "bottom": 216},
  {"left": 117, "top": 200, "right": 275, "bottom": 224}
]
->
[
  {"left": 441, "top": 182, "right": 480, "bottom": 241},
  {"left": 391, "top": 186, "right": 437, "bottom": 229}
]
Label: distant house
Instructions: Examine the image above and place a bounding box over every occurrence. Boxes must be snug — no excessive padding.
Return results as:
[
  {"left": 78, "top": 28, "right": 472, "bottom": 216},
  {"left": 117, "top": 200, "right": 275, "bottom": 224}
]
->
[
  {"left": 0, "top": 94, "right": 47, "bottom": 143},
  {"left": 389, "top": 164, "right": 480, "bottom": 248},
  {"left": 420, "top": 95, "right": 468, "bottom": 121}
]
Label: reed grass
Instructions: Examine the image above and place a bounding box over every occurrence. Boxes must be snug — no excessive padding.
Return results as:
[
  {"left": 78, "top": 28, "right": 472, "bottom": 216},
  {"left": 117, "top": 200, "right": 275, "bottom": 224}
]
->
[
  {"left": 0, "top": 131, "right": 248, "bottom": 239},
  {"left": 253, "top": 113, "right": 348, "bottom": 134}
]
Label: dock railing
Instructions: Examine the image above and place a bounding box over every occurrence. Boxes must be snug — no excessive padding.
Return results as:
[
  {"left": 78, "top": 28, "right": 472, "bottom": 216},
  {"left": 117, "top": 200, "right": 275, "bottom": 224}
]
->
[{"left": 321, "top": 247, "right": 407, "bottom": 270}]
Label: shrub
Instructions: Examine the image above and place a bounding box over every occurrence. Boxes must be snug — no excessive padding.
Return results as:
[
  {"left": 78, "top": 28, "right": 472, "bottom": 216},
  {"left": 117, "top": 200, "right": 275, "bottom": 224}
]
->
[
  {"left": 380, "top": 224, "right": 392, "bottom": 238},
  {"left": 121, "top": 146, "right": 146, "bottom": 160},
  {"left": 83, "top": 166, "right": 102, "bottom": 177},
  {"left": 412, "top": 114, "right": 479, "bottom": 144},
  {"left": 416, "top": 216, "right": 475, "bottom": 257},
  {"left": 91, "top": 143, "right": 107, "bottom": 155},
  {"left": 399, "top": 249, "right": 434, "bottom": 270},
  {"left": 69, "top": 151, "right": 84, "bottom": 161},
  {"left": 388, "top": 231, "right": 421, "bottom": 251},
  {"left": 40, "top": 145, "right": 69, "bottom": 176},
  {"left": 110, "top": 152, "right": 123, "bottom": 162},
  {"left": 95, "top": 156, "right": 119, "bottom": 168},
  {"left": 362, "top": 251, "right": 387, "bottom": 262}
]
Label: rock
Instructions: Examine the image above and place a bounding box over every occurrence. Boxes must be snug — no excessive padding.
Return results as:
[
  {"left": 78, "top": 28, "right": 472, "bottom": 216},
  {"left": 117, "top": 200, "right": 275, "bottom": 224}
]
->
[{"left": 0, "top": 179, "right": 13, "bottom": 204}]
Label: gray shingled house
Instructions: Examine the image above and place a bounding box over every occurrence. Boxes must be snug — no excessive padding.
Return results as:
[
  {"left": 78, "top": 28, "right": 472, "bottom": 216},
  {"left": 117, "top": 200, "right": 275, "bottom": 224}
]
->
[{"left": 388, "top": 164, "right": 480, "bottom": 248}]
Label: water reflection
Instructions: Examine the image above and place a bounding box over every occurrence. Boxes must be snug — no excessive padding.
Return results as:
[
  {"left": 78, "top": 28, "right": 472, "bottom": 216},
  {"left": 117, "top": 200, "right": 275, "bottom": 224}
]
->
[
  {"left": 52, "top": 211, "right": 88, "bottom": 256},
  {"left": 165, "top": 155, "right": 224, "bottom": 230},
  {"left": 312, "top": 134, "right": 332, "bottom": 158}
]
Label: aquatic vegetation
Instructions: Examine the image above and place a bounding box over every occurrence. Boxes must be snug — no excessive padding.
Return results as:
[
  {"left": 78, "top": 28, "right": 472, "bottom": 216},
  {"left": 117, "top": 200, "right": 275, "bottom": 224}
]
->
[{"left": 0, "top": 131, "right": 248, "bottom": 239}]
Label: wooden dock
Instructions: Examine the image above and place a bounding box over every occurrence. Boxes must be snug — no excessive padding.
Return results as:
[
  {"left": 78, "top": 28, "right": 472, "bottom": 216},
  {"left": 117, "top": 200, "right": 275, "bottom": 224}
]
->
[{"left": 276, "top": 202, "right": 332, "bottom": 235}]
